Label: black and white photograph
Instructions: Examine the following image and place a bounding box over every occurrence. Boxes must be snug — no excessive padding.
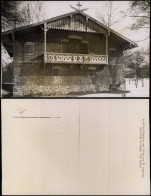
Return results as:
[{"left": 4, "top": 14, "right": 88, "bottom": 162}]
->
[
  {"left": 1, "top": 1, "right": 150, "bottom": 97},
  {"left": 1, "top": 1, "right": 150, "bottom": 195}
]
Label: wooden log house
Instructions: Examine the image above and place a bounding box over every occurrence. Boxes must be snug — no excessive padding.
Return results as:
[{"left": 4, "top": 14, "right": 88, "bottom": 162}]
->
[{"left": 2, "top": 9, "right": 137, "bottom": 96}]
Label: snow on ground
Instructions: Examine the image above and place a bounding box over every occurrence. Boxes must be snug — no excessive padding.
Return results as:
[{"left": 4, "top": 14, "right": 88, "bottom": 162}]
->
[
  {"left": 2, "top": 78, "right": 149, "bottom": 97},
  {"left": 124, "top": 78, "right": 149, "bottom": 97},
  {"left": 79, "top": 78, "right": 150, "bottom": 97},
  {"left": 1, "top": 89, "right": 10, "bottom": 96}
]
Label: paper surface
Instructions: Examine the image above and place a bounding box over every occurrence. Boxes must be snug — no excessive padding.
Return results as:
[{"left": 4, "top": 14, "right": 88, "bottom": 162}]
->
[{"left": 2, "top": 99, "right": 150, "bottom": 195}]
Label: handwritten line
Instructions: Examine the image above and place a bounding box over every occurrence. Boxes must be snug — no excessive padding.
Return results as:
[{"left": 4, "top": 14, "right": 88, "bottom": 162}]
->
[
  {"left": 13, "top": 132, "right": 64, "bottom": 134},
  {"left": 78, "top": 106, "right": 81, "bottom": 174},
  {"left": 13, "top": 116, "right": 61, "bottom": 119}
]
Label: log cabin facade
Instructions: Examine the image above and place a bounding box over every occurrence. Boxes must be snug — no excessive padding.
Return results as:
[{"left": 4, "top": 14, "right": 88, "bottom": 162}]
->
[{"left": 2, "top": 10, "right": 137, "bottom": 97}]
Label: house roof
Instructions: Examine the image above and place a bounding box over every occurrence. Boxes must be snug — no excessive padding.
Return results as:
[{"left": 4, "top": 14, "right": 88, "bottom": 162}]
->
[{"left": 2, "top": 10, "right": 137, "bottom": 47}]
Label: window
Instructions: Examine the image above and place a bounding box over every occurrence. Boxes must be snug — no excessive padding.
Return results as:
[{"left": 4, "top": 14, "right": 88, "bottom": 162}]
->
[
  {"left": 109, "top": 49, "right": 116, "bottom": 58},
  {"left": 25, "top": 42, "right": 34, "bottom": 55},
  {"left": 53, "top": 69, "right": 60, "bottom": 76},
  {"left": 52, "top": 66, "right": 61, "bottom": 76},
  {"left": 61, "top": 37, "right": 88, "bottom": 54}
]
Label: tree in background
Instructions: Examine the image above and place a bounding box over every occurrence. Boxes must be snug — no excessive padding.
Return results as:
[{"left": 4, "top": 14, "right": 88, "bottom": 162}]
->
[
  {"left": 17, "top": 1, "right": 46, "bottom": 26},
  {"left": 18, "top": 1, "right": 46, "bottom": 25},
  {"left": 29, "top": 1, "right": 46, "bottom": 23},
  {"left": 96, "top": 1, "right": 120, "bottom": 28},
  {"left": 1, "top": 1, "right": 30, "bottom": 96},
  {"left": 1, "top": 1, "right": 23, "bottom": 30},
  {"left": 122, "top": 0, "right": 150, "bottom": 42},
  {"left": 123, "top": 48, "right": 149, "bottom": 78},
  {"left": 128, "top": 1, "right": 150, "bottom": 30},
  {"left": 19, "top": 4, "right": 33, "bottom": 25},
  {"left": 121, "top": 1, "right": 150, "bottom": 78},
  {"left": 96, "top": 2, "right": 124, "bottom": 86},
  {"left": 2, "top": 1, "right": 46, "bottom": 31}
]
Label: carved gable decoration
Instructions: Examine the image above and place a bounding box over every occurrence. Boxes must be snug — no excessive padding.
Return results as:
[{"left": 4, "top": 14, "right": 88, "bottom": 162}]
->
[{"left": 47, "top": 13, "right": 107, "bottom": 34}]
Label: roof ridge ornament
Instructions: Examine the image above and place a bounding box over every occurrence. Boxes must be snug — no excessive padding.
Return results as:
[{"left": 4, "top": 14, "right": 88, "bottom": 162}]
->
[{"left": 69, "top": 2, "right": 88, "bottom": 12}]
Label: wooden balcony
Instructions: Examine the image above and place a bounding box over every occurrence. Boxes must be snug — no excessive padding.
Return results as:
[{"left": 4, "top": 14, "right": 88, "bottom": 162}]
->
[{"left": 44, "top": 52, "right": 108, "bottom": 65}]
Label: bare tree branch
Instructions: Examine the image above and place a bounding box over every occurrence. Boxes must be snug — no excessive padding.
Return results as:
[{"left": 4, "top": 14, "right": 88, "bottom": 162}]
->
[
  {"left": 129, "top": 16, "right": 150, "bottom": 18},
  {"left": 96, "top": 1, "right": 121, "bottom": 29},
  {"left": 30, "top": 1, "right": 46, "bottom": 23},
  {"left": 135, "top": 36, "right": 150, "bottom": 42},
  {"left": 127, "top": 1, "right": 150, "bottom": 30}
]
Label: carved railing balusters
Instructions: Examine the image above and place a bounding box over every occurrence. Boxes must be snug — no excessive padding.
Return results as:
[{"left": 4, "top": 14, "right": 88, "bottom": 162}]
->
[{"left": 44, "top": 52, "right": 108, "bottom": 64}]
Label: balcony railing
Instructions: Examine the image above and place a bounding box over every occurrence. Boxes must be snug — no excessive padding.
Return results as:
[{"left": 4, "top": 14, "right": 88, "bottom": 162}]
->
[{"left": 44, "top": 52, "right": 108, "bottom": 65}]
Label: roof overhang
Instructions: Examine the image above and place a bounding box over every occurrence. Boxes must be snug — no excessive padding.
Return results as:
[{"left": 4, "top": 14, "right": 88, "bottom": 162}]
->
[{"left": 2, "top": 10, "right": 138, "bottom": 48}]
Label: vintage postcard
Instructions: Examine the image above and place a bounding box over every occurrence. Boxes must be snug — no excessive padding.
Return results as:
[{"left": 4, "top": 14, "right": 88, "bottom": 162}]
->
[
  {"left": 1, "top": 1, "right": 150, "bottom": 97},
  {"left": 2, "top": 99, "right": 150, "bottom": 195},
  {"left": 1, "top": 1, "right": 150, "bottom": 195}
]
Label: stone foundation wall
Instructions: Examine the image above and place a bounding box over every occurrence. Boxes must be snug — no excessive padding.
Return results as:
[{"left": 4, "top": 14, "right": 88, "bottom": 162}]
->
[
  {"left": 13, "top": 64, "right": 124, "bottom": 97},
  {"left": 13, "top": 84, "right": 110, "bottom": 97}
]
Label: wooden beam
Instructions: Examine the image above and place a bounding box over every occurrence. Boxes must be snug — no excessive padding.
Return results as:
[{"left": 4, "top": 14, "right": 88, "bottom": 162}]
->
[
  {"left": 43, "top": 23, "right": 49, "bottom": 86},
  {"left": 11, "top": 31, "right": 15, "bottom": 58},
  {"left": 43, "top": 23, "right": 48, "bottom": 53},
  {"left": 105, "top": 34, "right": 109, "bottom": 64},
  {"left": 70, "top": 15, "right": 73, "bottom": 29},
  {"left": 85, "top": 17, "right": 88, "bottom": 31}
]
